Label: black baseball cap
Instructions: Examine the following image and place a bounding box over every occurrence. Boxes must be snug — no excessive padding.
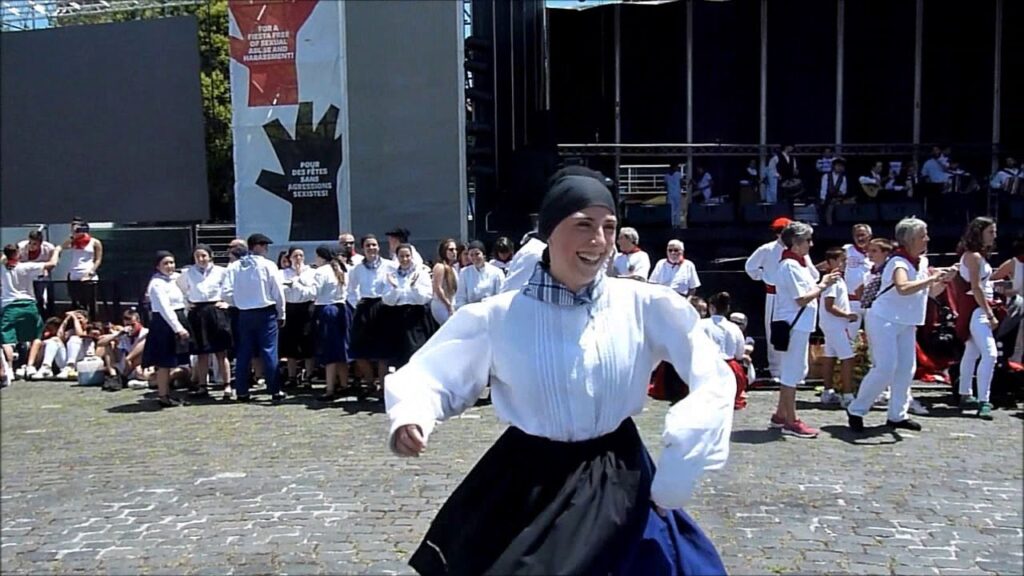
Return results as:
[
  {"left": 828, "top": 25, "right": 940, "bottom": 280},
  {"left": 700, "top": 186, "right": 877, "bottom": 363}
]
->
[{"left": 247, "top": 233, "right": 273, "bottom": 248}]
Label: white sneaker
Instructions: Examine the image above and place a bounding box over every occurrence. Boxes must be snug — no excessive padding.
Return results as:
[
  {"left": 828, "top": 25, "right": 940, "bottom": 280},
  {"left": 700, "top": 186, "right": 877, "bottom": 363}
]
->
[
  {"left": 840, "top": 393, "right": 855, "bottom": 409},
  {"left": 32, "top": 366, "right": 53, "bottom": 380},
  {"left": 909, "top": 398, "right": 930, "bottom": 416},
  {"left": 820, "top": 389, "right": 841, "bottom": 406},
  {"left": 56, "top": 367, "right": 73, "bottom": 380},
  {"left": 16, "top": 365, "right": 36, "bottom": 380},
  {"left": 127, "top": 379, "right": 149, "bottom": 390},
  {"left": 874, "top": 390, "right": 890, "bottom": 407}
]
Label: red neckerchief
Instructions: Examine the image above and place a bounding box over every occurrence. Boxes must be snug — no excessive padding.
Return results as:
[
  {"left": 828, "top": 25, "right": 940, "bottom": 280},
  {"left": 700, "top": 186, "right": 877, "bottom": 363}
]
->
[
  {"left": 852, "top": 244, "right": 867, "bottom": 255},
  {"left": 780, "top": 250, "right": 806, "bottom": 267},
  {"left": 71, "top": 234, "right": 92, "bottom": 249},
  {"left": 4, "top": 253, "right": 19, "bottom": 269},
  {"left": 893, "top": 248, "right": 920, "bottom": 269},
  {"left": 623, "top": 247, "right": 642, "bottom": 255},
  {"left": 26, "top": 246, "right": 41, "bottom": 260}
]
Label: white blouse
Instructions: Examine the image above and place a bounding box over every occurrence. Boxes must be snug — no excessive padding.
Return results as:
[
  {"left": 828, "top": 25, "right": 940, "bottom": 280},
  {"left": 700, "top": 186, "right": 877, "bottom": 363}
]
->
[
  {"left": 612, "top": 250, "right": 651, "bottom": 280},
  {"left": 282, "top": 266, "right": 317, "bottom": 303},
  {"left": 870, "top": 255, "right": 930, "bottom": 326},
  {"left": 347, "top": 258, "right": 397, "bottom": 307},
  {"left": 382, "top": 265, "right": 433, "bottom": 306},
  {"left": 176, "top": 264, "right": 228, "bottom": 304},
  {"left": 774, "top": 259, "right": 819, "bottom": 332},
  {"left": 455, "top": 263, "right": 505, "bottom": 308},
  {"left": 648, "top": 258, "right": 701, "bottom": 296},
  {"left": 310, "top": 264, "right": 347, "bottom": 305},
  {"left": 147, "top": 274, "right": 187, "bottom": 334},
  {"left": 385, "top": 278, "right": 735, "bottom": 509}
]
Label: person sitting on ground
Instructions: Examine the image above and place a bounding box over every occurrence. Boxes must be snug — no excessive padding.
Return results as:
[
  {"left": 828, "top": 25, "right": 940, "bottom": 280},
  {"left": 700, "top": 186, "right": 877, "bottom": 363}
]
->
[
  {"left": 489, "top": 237, "right": 515, "bottom": 276},
  {"left": 95, "top": 309, "right": 149, "bottom": 389}
]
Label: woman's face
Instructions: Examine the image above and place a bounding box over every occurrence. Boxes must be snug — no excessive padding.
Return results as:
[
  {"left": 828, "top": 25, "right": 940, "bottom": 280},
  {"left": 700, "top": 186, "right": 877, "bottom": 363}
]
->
[
  {"left": 397, "top": 248, "right": 413, "bottom": 269},
  {"left": 547, "top": 206, "right": 617, "bottom": 290},
  {"left": 905, "top": 226, "right": 930, "bottom": 256},
  {"left": 363, "top": 239, "right": 380, "bottom": 259},
  {"left": 158, "top": 256, "right": 176, "bottom": 276},
  {"left": 444, "top": 242, "right": 457, "bottom": 264},
  {"left": 459, "top": 249, "right": 471, "bottom": 267},
  {"left": 790, "top": 236, "right": 812, "bottom": 257},
  {"left": 469, "top": 249, "right": 486, "bottom": 267},
  {"left": 982, "top": 223, "right": 997, "bottom": 248},
  {"left": 193, "top": 249, "right": 211, "bottom": 268},
  {"left": 867, "top": 245, "right": 889, "bottom": 266},
  {"left": 290, "top": 250, "right": 305, "bottom": 267}
]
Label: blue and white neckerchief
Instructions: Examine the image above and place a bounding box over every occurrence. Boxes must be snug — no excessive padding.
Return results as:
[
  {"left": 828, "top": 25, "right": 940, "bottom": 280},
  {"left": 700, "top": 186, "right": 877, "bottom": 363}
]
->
[
  {"left": 521, "top": 262, "right": 603, "bottom": 307},
  {"left": 396, "top": 265, "right": 413, "bottom": 278},
  {"left": 364, "top": 257, "right": 381, "bottom": 270}
]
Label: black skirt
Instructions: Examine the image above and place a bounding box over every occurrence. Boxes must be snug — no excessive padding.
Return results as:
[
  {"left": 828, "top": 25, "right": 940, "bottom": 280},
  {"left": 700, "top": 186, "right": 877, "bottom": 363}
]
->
[
  {"left": 349, "top": 298, "right": 389, "bottom": 360},
  {"left": 142, "top": 310, "right": 191, "bottom": 369},
  {"left": 409, "top": 418, "right": 725, "bottom": 576},
  {"left": 314, "top": 303, "right": 351, "bottom": 365},
  {"left": 187, "top": 302, "right": 233, "bottom": 354},
  {"left": 381, "top": 304, "right": 437, "bottom": 367},
  {"left": 281, "top": 301, "right": 315, "bottom": 358}
]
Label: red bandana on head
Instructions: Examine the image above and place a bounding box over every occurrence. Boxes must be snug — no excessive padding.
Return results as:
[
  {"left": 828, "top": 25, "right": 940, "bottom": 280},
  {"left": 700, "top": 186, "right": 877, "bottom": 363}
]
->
[
  {"left": 780, "top": 250, "right": 807, "bottom": 267},
  {"left": 893, "top": 248, "right": 920, "bottom": 269}
]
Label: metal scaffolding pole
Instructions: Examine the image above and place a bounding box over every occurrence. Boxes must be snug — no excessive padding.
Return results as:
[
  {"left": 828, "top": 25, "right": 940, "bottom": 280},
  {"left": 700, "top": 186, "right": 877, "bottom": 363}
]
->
[
  {"left": 683, "top": 0, "right": 693, "bottom": 229},
  {"left": 759, "top": 0, "right": 768, "bottom": 199},
  {"left": 912, "top": 0, "right": 924, "bottom": 155},
  {"left": 614, "top": 4, "right": 621, "bottom": 191},
  {"left": 992, "top": 0, "right": 1003, "bottom": 175},
  {"left": 835, "top": 0, "right": 845, "bottom": 151}
]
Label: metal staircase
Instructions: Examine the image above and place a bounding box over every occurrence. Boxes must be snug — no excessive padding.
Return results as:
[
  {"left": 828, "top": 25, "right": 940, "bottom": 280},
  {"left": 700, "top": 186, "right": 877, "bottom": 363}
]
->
[{"left": 194, "top": 224, "right": 237, "bottom": 265}]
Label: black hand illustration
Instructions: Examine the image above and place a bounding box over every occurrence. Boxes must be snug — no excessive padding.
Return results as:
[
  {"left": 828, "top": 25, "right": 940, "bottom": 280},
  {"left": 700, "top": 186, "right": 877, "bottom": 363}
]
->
[{"left": 256, "top": 102, "right": 343, "bottom": 241}]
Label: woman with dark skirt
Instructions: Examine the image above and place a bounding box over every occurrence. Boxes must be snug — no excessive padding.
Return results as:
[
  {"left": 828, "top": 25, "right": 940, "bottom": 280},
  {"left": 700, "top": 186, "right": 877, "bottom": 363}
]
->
[
  {"left": 310, "top": 245, "right": 352, "bottom": 401},
  {"left": 386, "top": 168, "right": 733, "bottom": 575},
  {"left": 177, "top": 244, "right": 232, "bottom": 399},
  {"left": 281, "top": 247, "right": 317, "bottom": 387},
  {"left": 381, "top": 243, "right": 435, "bottom": 370},
  {"left": 348, "top": 235, "right": 396, "bottom": 389},
  {"left": 143, "top": 251, "right": 192, "bottom": 408}
]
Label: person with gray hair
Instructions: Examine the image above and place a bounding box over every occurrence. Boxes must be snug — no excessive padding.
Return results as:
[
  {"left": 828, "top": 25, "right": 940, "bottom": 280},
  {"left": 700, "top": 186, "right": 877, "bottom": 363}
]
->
[
  {"left": 847, "top": 217, "right": 956, "bottom": 432},
  {"left": 611, "top": 227, "right": 651, "bottom": 280},
  {"left": 649, "top": 240, "right": 701, "bottom": 296},
  {"left": 769, "top": 222, "right": 841, "bottom": 438}
]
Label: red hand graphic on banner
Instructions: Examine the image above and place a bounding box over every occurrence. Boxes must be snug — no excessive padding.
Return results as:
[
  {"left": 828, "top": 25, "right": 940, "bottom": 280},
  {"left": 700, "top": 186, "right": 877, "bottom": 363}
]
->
[{"left": 229, "top": 0, "right": 319, "bottom": 107}]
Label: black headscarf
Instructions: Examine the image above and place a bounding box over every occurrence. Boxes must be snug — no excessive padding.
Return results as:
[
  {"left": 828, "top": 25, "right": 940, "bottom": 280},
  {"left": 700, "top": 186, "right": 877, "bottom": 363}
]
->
[
  {"left": 153, "top": 250, "right": 174, "bottom": 273},
  {"left": 538, "top": 173, "right": 616, "bottom": 241}
]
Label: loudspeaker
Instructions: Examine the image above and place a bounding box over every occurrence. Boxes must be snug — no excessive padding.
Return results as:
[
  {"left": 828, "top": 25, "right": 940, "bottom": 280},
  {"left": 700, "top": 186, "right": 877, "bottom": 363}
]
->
[
  {"left": 834, "top": 203, "right": 880, "bottom": 223},
  {"left": 880, "top": 201, "right": 924, "bottom": 222},
  {"left": 743, "top": 202, "right": 790, "bottom": 224},
  {"left": 689, "top": 203, "right": 736, "bottom": 224},
  {"left": 625, "top": 204, "right": 671, "bottom": 227}
]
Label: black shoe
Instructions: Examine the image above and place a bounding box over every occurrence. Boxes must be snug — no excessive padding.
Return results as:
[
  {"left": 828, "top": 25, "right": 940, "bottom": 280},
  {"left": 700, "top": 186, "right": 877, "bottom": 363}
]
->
[
  {"left": 886, "top": 418, "right": 922, "bottom": 431},
  {"left": 236, "top": 394, "right": 253, "bottom": 403},
  {"left": 190, "top": 387, "right": 210, "bottom": 398},
  {"left": 156, "top": 395, "right": 182, "bottom": 408},
  {"left": 271, "top": 393, "right": 285, "bottom": 405},
  {"left": 847, "top": 412, "right": 864, "bottom": 432},
  {"left": 315, "top": 392, "right": 337, "bottom": 402}
]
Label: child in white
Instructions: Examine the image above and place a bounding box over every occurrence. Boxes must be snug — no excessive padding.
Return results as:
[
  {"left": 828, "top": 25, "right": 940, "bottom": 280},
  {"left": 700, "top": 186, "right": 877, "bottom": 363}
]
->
[{"left": 818, "top": 248, "right": 860, "bottom": 407}]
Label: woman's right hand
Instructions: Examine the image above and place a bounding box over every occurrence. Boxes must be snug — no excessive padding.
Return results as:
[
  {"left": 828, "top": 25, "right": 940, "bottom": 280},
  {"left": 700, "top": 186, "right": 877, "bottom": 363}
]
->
[
  {"left": 176, "top": 330, "right": 189, "bottom": 340},
  {"left": 394, "top": 424, "right": 426, "bottom": 456}
]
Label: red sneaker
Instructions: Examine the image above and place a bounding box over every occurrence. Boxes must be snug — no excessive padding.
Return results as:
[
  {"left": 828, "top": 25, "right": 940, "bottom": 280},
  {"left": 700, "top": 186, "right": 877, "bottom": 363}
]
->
[
  {"left": 782, "top": 419, "right": 819, "bottom": 438},
  {"left": 769, "top": 413, "right": 785, "bottom": 429}
]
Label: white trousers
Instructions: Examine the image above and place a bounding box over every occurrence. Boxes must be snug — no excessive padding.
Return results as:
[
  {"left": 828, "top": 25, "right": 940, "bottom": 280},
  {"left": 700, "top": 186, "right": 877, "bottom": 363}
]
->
[
  {"left": 848, "top": 314, "right": 916, "bottom": 421},
  {"left": 1012, "top": 318, "right": 1023, "bottom": 365},
  {"left": 779, "top": 329, "right": 811, "bottom": 388},
  {"left": 958, "top": 308, "right": 997, "bottom": 403},
  {"left": 42, "top": 338, "right": 68, "bottom": 370},
  {"left": 764, "top": 292, "right": 780, "bottom": 378},
  {"left": 429, "top": 300, "right": 451, "bottom": 326},
  {"left": 765, "top": 177, "right": 778, "bottom": 204}
]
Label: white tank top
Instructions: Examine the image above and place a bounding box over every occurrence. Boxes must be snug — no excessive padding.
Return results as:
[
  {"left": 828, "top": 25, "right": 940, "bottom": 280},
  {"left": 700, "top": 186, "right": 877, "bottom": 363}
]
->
[
  {"left": 67, "top": 240, "right": 98, "bottom": 281},
  {"left": 1014, "top": 259, "right": 1023, "bottom": 294},
  {"left": 958, "top": 253, "right": 993, "bottom": 300}
]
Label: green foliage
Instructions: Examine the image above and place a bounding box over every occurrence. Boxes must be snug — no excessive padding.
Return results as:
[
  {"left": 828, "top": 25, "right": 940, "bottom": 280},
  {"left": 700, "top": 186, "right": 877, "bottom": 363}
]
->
[{"left": 59, "top": 1, "right": 234, "bottom": 221}]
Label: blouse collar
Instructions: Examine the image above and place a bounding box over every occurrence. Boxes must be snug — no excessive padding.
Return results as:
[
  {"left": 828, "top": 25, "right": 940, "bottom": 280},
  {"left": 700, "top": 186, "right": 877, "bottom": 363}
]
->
[{"left": 522, "top": 263, "right": 604, "bottom": 307}]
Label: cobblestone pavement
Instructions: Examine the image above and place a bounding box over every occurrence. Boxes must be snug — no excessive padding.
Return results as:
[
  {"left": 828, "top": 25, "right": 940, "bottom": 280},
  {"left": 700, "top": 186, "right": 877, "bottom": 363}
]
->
[{"left": 1, "top": 381, "right": 1021, "bottom": 575}]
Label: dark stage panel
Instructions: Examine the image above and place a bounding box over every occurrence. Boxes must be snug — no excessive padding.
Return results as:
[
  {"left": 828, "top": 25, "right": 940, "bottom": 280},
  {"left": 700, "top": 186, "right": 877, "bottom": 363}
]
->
[
  {"left": 619, "top": 2, "right": 687, "bottom": 143},
  {"left": 549, "top": 7, "right": 616, "bottom": 143}
]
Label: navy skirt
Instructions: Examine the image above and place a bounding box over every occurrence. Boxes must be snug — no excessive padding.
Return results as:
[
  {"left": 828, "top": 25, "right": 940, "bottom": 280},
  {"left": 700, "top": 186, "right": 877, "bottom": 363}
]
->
[
  {"left": 281, "top": 301, "right": 315, "bottom": 358},
  {"left": 142, "top": 310, "right": 191, "bottom": 369},
  {"left": 408, "top": 418, "right": 726, "bottom": 575},
  {"left": 381, "top": 304, "right": 437, "bottom": 367},
  {"left": 314, "top": 303, "right": 351, "bottom": 365},
  {"left": 349, "top": 298, "right": 389, "bottom": 360},
  {"left": 187, "top": 302, "right": 232, "bottom": 354}
]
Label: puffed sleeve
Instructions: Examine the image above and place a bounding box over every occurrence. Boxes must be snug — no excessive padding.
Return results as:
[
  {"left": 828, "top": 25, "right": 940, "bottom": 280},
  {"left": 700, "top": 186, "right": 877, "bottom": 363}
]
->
[
  {"left": 643, "top": 287, "right": 735, "bottom": 509},
  {"left": 384, "top": 303, "right": 493, "bottom": 453}
]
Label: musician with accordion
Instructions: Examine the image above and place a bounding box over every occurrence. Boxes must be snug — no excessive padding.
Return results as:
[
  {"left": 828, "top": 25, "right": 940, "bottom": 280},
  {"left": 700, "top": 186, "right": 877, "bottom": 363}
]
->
[{"left": 990, "top": 156, "right": 1021, "bottom": 196}]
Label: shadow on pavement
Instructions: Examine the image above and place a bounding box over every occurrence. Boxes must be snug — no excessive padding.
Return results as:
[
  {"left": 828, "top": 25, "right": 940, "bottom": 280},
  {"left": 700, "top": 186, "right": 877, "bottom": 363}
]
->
[
  {"left": 820, "top": 424, "right": 903, "bottom": 445},
  {"left": 730, "top": 428, "right": 781, "bottom": 445}
]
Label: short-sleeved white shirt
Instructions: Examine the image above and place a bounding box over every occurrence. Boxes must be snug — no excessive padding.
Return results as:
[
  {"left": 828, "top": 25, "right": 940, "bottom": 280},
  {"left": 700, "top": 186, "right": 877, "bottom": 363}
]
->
[
  {"left": 774, "top": 259, "right": 818, "bottom": 332},
  {"left": 869, "top": 255, "right": 929, "bottom": 326}
]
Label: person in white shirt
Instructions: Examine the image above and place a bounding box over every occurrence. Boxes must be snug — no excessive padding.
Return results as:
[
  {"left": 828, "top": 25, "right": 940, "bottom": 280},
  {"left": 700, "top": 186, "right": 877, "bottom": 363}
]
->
[
  {"left": 693, "top": 165, "right": 713, "bottom": 203},
  {"left": 1, "top": 244, "right": 61, "bottom": 382},
  {"left": 338, "top": 232, "right": 365, "bottom": 269},
  {"left": 745, "top": 217, "right": 821, "bottom": 380},
  {"left": 700, "top": 292, "right": 748, "bottom": 410},
  {"left": 844, "top": 224, "right": 873, "bottom": 319},
  {"left": 664, "top": 162, "right": 683, "bottom": 228},
  {"left": 385, "top": 227, "right": 424, "bottom": 267},
  {"left": 819, "top": 158, "right": 848, "bottom": 225},
  {"left": 816, "top": 147, "right": 836, "bottom": 176},
  {"left": 990, "top": 157, "right": 1021, "bottom": 194},
  {"left": 280, "top": 247, "right": 318, "bottom": 389},
  {"left": 956, "top": 217, "right": 1000, "bottom": 420},
  {"left": 385, "top": 169, "right": 731, "bottom": 575},
  {"left": 992, "top": 236, "right": 1024, "bottom": 365},
  {"left": 175, "top": 244, "right": 233, "bottom": 398},
  {"left": 817, "top": 248, "right": 861, "bottom": 408},
  {"left": 648, "top": 240, "right": 701, "bottom": 296},
  {"left": 142, "top": 251, "right": 191, "bottom": 408},
  {"left": 502, "top": 234, "right": 546, "bottom": 293},
  {"left": 770, "top": 222, "right": 841, "bottom": 438},
  {"left": 17, "top": 230, "right": 57, "bottom": 264},
  {"left": 430, "top": 239, "right": 459, "bottom": 325},
  {"left": 455, "top": 241, "right": 504, "bottom": 309},
  {"left": 95, "top": 308, "right": 149, "bottom": 386},
  {"left": 858, "top": 161, "right": 886, "bottom": 201},
  {"left": 310, "top": 245, "right": 352, "bottom": 402},
  {"left": 611, "top": 227, "right": 651, "bottom": 281},
  {"left": 348, "top": 235, "right": 397, "bottom": 390},
  {"left": 60, "top": 219, "right": 104, "bottom": 319},
  {"left": 847, "top": 218, "right": 956, "bottom": 433},
  {"left": 488, "top": 237, "right": 515, "bottom": 275},
  {"left": 222, "top": 234, "right": 287, "bottom": 404},
  {"left": 382, "top": 244, "right": 434, "bottom": 370}
]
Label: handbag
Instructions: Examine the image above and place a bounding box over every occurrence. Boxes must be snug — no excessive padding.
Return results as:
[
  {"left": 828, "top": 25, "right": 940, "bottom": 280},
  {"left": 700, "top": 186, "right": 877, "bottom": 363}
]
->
[{"left": 770, "top": 305, "right": 807, "bottom": 352}]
